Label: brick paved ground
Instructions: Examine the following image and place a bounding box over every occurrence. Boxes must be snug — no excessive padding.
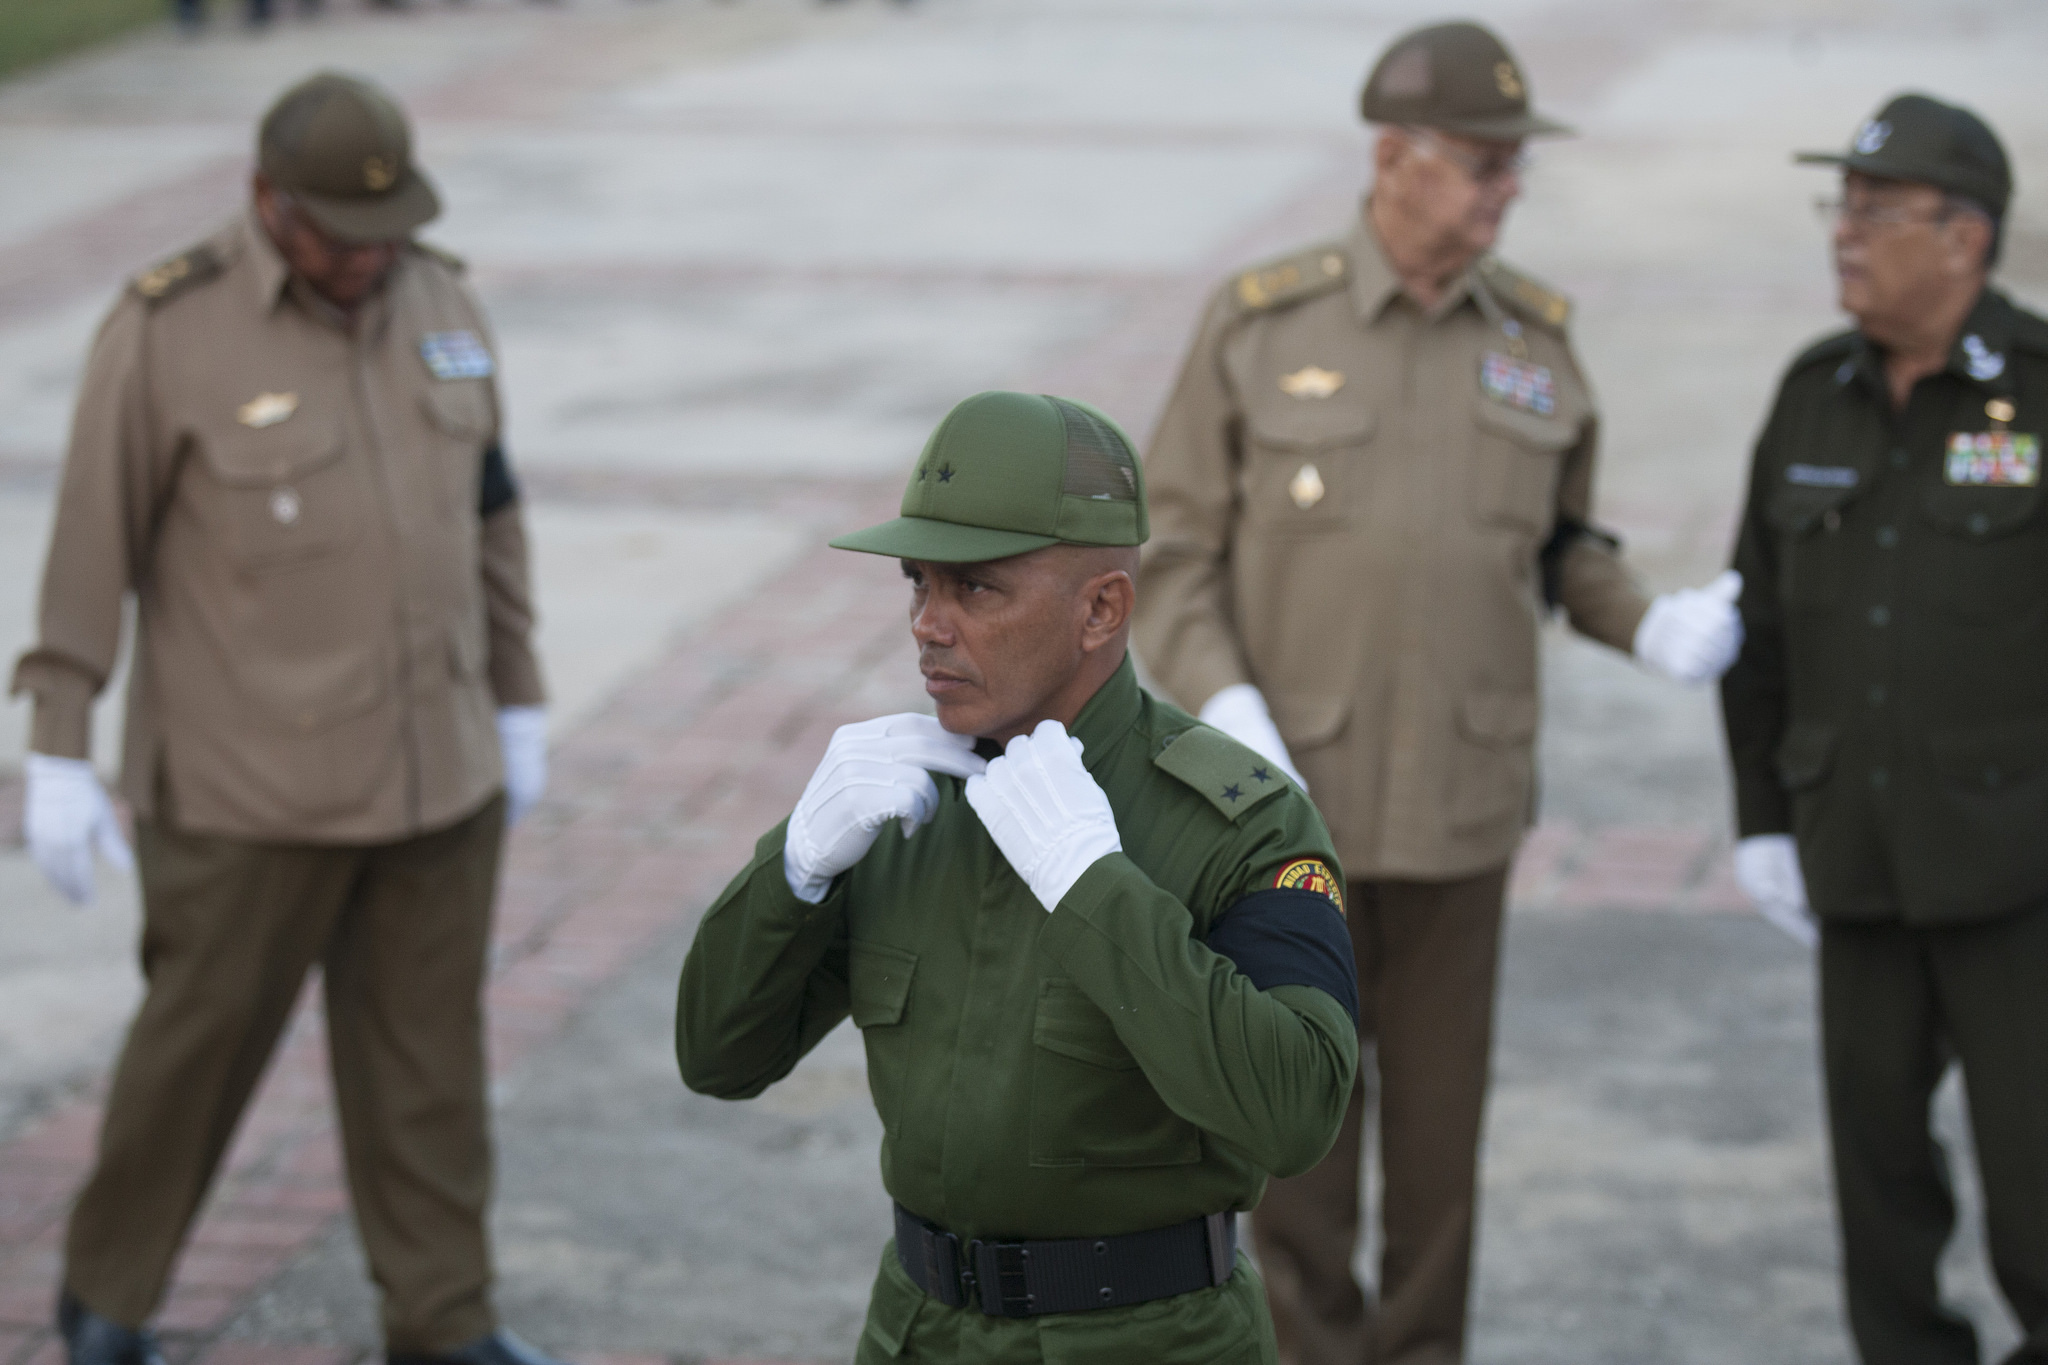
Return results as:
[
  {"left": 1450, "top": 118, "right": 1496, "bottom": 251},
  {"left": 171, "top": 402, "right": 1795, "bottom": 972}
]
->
[{"left": 0, "top": 1, "right": 2042, "bottom": 1362}]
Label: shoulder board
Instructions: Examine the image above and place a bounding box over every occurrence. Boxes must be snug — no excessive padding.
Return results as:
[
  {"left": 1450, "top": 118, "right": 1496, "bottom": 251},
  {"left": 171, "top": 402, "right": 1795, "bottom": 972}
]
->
[
  {"left": 1153, "top": 724, "right": 1295, "bottom": 823},
  {"left": 2004, "top": 300, "right": 2048, "bottom": 357},
  {"left": 131, "top": 244, "right": 225, "bottom": 307},
  {"left": 412, "top": 240, "right": 467, "bottom": 274},
  {"left": 1232, "top": 241, "right": 1348, "bottom": 314},
  {"left": 1477, "top": 254, "right": 1571, "bottom": 329},
  {"left": 1785, "top": 328, "right": 1858, "bottom": 376}
]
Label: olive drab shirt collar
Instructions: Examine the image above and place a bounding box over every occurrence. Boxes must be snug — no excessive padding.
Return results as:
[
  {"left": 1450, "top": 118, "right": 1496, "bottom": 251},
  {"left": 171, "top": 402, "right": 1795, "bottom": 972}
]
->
[
  {"left": 1839, "top": 288, "right": 2021, "bottom": 407},
  {"left": 239, "top": 208, "right": 391, "bottom": 336},
  {"left": 1344, "top": 208, "right": 1486, "bottom": 327},
  {"left": 977, "top": 653, "right": 1146, "bottom": 776}
]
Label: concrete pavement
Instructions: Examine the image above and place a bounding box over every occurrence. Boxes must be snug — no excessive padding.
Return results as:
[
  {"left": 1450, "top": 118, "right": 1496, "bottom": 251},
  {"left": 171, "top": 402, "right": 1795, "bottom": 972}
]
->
[{"left": 0, "top": 0, "right": 2043, "bottom": 1360}]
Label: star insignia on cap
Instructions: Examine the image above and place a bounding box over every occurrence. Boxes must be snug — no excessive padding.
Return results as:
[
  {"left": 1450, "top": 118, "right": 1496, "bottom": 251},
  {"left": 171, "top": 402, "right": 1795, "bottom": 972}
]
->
[
  {"left": 363, "top": 155, "right": 397, "bottom": 192},
  {"left": 1221, "top": 783, "right": 1243, "bottom": 803},
  {"left": 937, "top": 464, "right": 955, "bottom": 483}
]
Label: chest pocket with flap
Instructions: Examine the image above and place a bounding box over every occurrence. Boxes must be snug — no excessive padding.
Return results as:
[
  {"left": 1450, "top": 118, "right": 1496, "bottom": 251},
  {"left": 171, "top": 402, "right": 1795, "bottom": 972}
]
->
[
  {"left": 1241, "top": 400, "right": 1375, "bottom": 530},
  {"left": 191, "top": 407, "right": 360, "bottom": 572},
  {"left": 1913, "top": 429, "right": 2047, "bottom": 620},
  {"left": 1028, "top": 978, "right": 1200, "bottom": 1170},
  {"left": 849, "top": 940, "right": 917, "bottom": 1134},
  {"left": 1470, "top": 386, "right": 1578, "bottom": 537}
]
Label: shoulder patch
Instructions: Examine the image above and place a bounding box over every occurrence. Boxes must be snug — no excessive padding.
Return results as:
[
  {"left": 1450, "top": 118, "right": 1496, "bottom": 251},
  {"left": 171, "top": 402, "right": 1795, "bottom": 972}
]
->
[
  {"left": 1786, "top": 328, "right": 1858, "bottom": 376},
  {"left": 1233, "top": 241, "right": 1348, "bottom": 314},
  {"left": 412, "top": 240, "right": 467, "bottom": 274},
  {"left": 1477, "top": 254, "right": 1571, "bottom": 329},
  {"left": 1153, "top": 724, "right": 1294, "bottom": 822},
  {"left": 1272, "top": 858, "right": 1344, "bottom": 915},
  {"left": 131, "top": 245, "right": 224, "bottom": 307}
]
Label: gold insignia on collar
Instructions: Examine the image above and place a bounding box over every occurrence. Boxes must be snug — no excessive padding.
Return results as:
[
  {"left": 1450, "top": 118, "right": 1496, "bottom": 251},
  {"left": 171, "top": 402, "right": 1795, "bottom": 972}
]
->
[
  {"left": 1495, "top": 61, "right": 1524, "bottom": 99},
  {"left": 363, "top": 156, "right": 397, "bottom": 192},
  {"left": 1988, "top": 398, "right": 2017, "bottom": 424},
  {"left": 237, "top": 392, "right": 299, "bottom": 429},
  {"left": 1279, "top": 366, "right": 1345, "bottom": 399},
  {"left": 1289, "top": 463, "right": 1326, "bottom": 510}
]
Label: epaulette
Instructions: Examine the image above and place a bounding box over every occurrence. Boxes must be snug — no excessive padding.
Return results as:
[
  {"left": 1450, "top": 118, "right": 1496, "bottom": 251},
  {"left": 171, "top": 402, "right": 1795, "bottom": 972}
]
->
[
  {"left": 1154, "top": 723, "right": 1294, "bottom": 823},
  {"left": 2005, "top": 303, "right": 2048, "bottom": 357},
  {"left": 412, "top": 241, "right": 467, "bottom": 274},
  {"left": 1785, "top": 328, "right": 1858, "bottom": 376},
  {"left": 131, "top": 244, "right": 225, "bottom": 307},
  {"left": 1477, "top": 254, "right": 1571, "bottom": 329},
  {"left": 1231, "top": 241, "right": 1348, "bottom": 314}
]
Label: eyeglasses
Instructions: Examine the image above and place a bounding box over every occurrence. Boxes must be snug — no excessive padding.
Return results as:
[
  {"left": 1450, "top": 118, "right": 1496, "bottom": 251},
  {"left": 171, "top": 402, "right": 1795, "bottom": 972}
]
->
[
  {"left": 1813, "top": 197, "right": 1953, "bottom": 232},
  {"left": 1402, "top": 127, "right": 1531, "bottom": 184}
]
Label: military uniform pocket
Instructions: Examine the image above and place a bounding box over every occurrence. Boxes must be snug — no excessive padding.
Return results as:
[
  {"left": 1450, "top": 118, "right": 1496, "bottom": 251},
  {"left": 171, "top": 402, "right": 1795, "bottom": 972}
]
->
[
  {"left": 1240, "top": 406, "right": 1374, "bottom": 530},
  {"left": 419, "top": 382, "right": 497, "bottom": 519},
  {"left": 1448, "top": 690, "right": 1536, "bottom": 833},
  {"left": 1469, "top": 399, "right": 1573, "bottom": 536},
  {"left": 1029, "top": 979, "right": 1200, "bottom": 1169},
  {"left": 1913, "top": 477, "right": 2046, "bottom": 619},
  {"left": 850, "top": 941, "right": 918, "bottom": 1134},
  {"left": 193, "top": 410, "right": 361, "bottom": 573},
  {"left": 1766, "top": 482, "right": 1860, "bottom": 610},
  {"left": 1773, "top": 722, "right": 1839, "bottom": 792}
]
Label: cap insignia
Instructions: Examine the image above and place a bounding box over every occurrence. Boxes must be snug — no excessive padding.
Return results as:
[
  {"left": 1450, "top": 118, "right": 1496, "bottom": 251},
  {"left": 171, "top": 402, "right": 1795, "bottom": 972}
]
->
[
  {"left": 1854, "top": 120, "right": 1891, "bottom": 155},
  {"left": 1279, "top": 366, "right": 1345, "bottom": 399},
  {"left": 1963, "top": 334, "right": 2006, "bottom": 381},
  {"left": 363, "top": 155, "right": 397, "bottom": 192},
  {"left": 1494, "top": 61, "right": 1524, "bottom": 100},
  {"left": 936, "top": 463, "right": 955, "bottom": 483},
  {"left": 237, "top": 392, "right": 300, "bottom": 429}
]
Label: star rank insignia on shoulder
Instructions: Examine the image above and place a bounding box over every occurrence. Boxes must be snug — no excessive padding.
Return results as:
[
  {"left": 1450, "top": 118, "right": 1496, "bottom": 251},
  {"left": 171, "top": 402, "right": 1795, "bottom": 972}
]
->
[
  {"left": 1477, "top": 254, "right": 1571, "bottom": 330},
  {"left": 1233, "top": 242, "right": 1349, "bottom": 314},
  {"left": 132, "top": 244, "right": 225, "bottom": 307},
  {"left": 1155, "top": 724, "right": 1292, "bottom": 822}
]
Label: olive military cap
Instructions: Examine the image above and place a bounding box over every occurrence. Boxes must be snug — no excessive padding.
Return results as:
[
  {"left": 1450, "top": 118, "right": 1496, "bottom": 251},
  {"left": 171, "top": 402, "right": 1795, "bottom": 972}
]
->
[
  {"left": 831, "top": 391, "right": 1148, "bottom": 563},
  {"left": 259, "top": 72, "right": 441, "bottom": 242},
  {"left": 1796, "top": 92, "right": 2011, "bottom": 215},
  {"left": 1360, "top": 21, "right": 1570, "bottom": 140}
]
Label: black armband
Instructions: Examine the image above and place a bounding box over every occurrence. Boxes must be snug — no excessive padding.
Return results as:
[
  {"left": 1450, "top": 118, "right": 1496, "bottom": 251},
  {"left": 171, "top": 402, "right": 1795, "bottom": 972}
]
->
[
  {"left": 479, "top": 440, "right": 519, "bottom": 518},
  {"left": 1205, "top": 889, "right": 1358, "bottom": 1026},
  {"left": 1538, "top": 515, "right": 1622, "bottom": 609}
]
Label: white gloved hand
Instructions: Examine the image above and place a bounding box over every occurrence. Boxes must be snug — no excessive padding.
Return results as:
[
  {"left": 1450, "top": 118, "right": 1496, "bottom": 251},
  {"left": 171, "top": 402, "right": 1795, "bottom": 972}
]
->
[
  {"left": 1634, "top": 569, "right": 1745, "bottom": 685},
  {"left": 1733, "top": 834, "right": 1818, "bottom": 948},
  {"left": 785, "top": 713, "right": 986, "bottom": 903},
  {"left": 1198, "top": 683, "right": 1307, "bottom": 789},
  {"left": 497, "top": 706, "right": 549, "bottom": 826},
  {"left": 24, "top": 753, "right": 135, "bottom": 907},
  {"left": 965, "top": 719, "right": 1123, "bottom": 913}
]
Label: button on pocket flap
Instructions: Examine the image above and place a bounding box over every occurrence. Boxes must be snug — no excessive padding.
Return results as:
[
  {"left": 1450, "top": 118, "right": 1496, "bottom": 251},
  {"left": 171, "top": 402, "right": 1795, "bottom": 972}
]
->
[
  {"left": 848, "top": 941, "right": 917, "bottom": 1029},
  {"left": 422, "top": 383, "right": 495, "bottom": 441},
  {"left": 1927, "top": 718, "right": 2048, "bottom": 789},
  {"left": 1767, "top": 482, "right": 1859, "bottom": 535},
  {"left": 1267, "top": 691, "right": 1350, "bottom": 749},
  {"left": 198, "top": 410, "right": 344, "bottom": 488},
  {"left": 1244, "top": 401, "right": 1375, "bottom": 452},
  {"left": 1458, "top": 690, "right": 1538, "bottom": 747},
  {"left": 1773, "top": 722, "right": 1838, "bottom": 790},
  {"left": 1032, "top": 980, "right": 1136, "bottom": 1070},
  {"left": 1474, "top": 393, "right": 1579, "bottom": 452}
]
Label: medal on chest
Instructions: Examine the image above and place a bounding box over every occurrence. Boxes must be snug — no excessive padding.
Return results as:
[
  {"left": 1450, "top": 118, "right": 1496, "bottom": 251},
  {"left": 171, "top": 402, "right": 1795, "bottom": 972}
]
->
[
  {"left": 1480, "top": 350, "right": 1556, "bottom": 417},
  {"left": 420, "top": 330, "right": 494, "bottom": 381},
  {"left": 1946, "top": 399, "right": 2037, "bottom": 487}
]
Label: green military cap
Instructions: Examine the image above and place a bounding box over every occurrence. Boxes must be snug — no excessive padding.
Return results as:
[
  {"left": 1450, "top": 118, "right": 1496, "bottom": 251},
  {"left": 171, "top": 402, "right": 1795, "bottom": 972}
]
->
[
  {"left": 1360, "top": 21, "right": 1571, "bottom": 140},
  {"left": 258, "top": 72, "right": 441, "bottom": 243},
  {"left": 1796, "top": 93, "right": 2011, "bottom": 215},
  {"left": 831, "top": 391, "right": 1148, "bottom": 563}
]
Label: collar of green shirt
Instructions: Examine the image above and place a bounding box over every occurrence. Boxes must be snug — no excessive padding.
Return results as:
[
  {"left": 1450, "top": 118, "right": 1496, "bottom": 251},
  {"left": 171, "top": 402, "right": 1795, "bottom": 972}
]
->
[
  {"left": 972, "top": 653, "right": 1145, "bottom": 773},
  {"left": 1842, "top": 287, "right": 2019, "bottom": 401}
]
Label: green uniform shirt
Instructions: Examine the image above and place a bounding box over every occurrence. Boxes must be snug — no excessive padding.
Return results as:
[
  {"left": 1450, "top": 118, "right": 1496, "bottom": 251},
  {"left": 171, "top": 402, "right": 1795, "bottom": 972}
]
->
[
  {"left": 676, "top": 657, "right": 1358, "bottom": 1361},
  {"left": 1722, "top": 288, "right": 2048, "bottom": 925}
]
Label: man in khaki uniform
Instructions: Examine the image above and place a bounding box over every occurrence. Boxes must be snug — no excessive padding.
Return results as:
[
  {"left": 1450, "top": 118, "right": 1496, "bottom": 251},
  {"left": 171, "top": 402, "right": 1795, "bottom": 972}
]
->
[
  {"left": 1133, "top": 22, "right": 1744, "bottom": 1365},
  {"left": 9, "top": 73, "right": 562, "bottom": 1365}
]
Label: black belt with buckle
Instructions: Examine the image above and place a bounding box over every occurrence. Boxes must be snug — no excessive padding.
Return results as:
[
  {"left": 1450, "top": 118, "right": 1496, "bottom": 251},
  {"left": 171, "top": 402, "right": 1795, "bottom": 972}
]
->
[{"left": 892, "top": 1202, "right": 1237, "bottom": 1318}]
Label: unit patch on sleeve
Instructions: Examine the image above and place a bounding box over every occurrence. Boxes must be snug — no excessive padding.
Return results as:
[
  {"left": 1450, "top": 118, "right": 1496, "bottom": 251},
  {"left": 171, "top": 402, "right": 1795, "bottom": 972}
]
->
[
  {"left": 1274, "top": 858, "right": 1344, "bottom": 915},
  {"left": 420, "top": 331, "right": 495, "bottom": 381},
  {"left": 1945, "top": 431, "right": 2039, "bottom": 487},
  {"left": 1480, "top": 351, "right": 1556, "bottom": 416}
]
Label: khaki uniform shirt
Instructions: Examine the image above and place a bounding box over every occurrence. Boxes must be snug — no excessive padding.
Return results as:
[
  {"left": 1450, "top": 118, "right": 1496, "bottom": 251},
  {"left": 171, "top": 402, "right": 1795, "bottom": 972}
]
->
[
  {"left": 9, "top": 212, "right": 545, "bottom": 843},
  {"left": 1135, "top": 216, "right": 1648, "bottom": 881},
  {"left": 1723, "top": 290, "right": 2048, "bottom": 926}
]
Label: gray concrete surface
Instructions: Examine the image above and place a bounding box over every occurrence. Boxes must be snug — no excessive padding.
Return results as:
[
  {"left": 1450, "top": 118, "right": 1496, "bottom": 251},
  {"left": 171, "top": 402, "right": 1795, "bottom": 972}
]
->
[{"left": 2, "top": 0, "right": 2044, "bottom": 1360}]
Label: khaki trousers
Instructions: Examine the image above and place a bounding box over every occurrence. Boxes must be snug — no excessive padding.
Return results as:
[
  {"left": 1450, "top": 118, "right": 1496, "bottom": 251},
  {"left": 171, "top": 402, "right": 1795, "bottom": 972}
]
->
[
  {"left": 1821, "top": 905, "right": 2048, "bottom": 1365},
  {"left": 65, "top": 794, "right": 506, "bottom": 1354},
  {"left": 1252, "top": 867, "right": 1508, "bottom": 1365}
]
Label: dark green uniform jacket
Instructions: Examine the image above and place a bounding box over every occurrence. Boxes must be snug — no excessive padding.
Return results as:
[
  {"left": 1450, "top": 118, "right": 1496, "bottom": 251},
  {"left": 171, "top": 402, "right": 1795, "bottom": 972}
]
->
[
  {"left": 677, "top": 657, "right": 1358, "bottom": 1362},
  {"left": 1723, "top": 288, "right": 2048, "bottom": 925}
]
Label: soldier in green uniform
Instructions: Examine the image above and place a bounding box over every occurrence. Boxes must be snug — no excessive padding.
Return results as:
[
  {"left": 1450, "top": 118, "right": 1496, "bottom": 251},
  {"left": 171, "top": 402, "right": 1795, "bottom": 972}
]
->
[
  {"left": 1721, "top": 95, "right": 2048, "bottom": 1365},
  {"left": 676, "top": 390, "right": 1360, "bottom": 1363}
]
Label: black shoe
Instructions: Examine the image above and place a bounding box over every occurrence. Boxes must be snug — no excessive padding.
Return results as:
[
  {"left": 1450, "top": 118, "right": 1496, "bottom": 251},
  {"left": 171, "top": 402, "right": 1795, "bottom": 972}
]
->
[
  {"left": 388, "top": 1329, "right": 570, "bottom": 1365},
  {"left": 55, "top": 1290, "right": 166, "bottom": 1365}
]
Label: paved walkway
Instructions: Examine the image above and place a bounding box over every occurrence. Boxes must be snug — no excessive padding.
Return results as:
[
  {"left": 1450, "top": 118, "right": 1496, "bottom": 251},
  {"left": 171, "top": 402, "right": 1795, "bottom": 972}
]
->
[{"left": 0, "top": 0, "right": 2043, "bottom": 1361}]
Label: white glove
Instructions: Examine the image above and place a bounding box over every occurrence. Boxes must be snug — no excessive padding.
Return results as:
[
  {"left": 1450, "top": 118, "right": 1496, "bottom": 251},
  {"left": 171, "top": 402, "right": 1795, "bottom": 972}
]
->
[
  {"left": 964, "top": 719, "right": 1123, "bottom": 913},
  {"left": 1733, "top": 834, "right": 1817, "bottom": 948},
  {"left": 497, "top": 706, "right": 549, "bottom": 826},
  {"left": 1198, "top": 683, "right": 1307, "bottom": 789},
  {"left": 784, "top": 713, "right": 986, "bottom": 903},
  {"left": 23, "top": 753, "right": 135, "bottom": 907},
  {"left": 1634, "top": 569, "right": 1745, "bottom": 685}
]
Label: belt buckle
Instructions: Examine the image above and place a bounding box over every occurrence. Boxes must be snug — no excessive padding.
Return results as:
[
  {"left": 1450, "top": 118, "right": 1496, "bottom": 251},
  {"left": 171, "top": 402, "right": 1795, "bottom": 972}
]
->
[
  {"left": 969, "top": 1239, "right": 1033, "bottom": 1317},
  {"left": 918, "top": 1224, "right": 966, "bottom": 1309}
]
